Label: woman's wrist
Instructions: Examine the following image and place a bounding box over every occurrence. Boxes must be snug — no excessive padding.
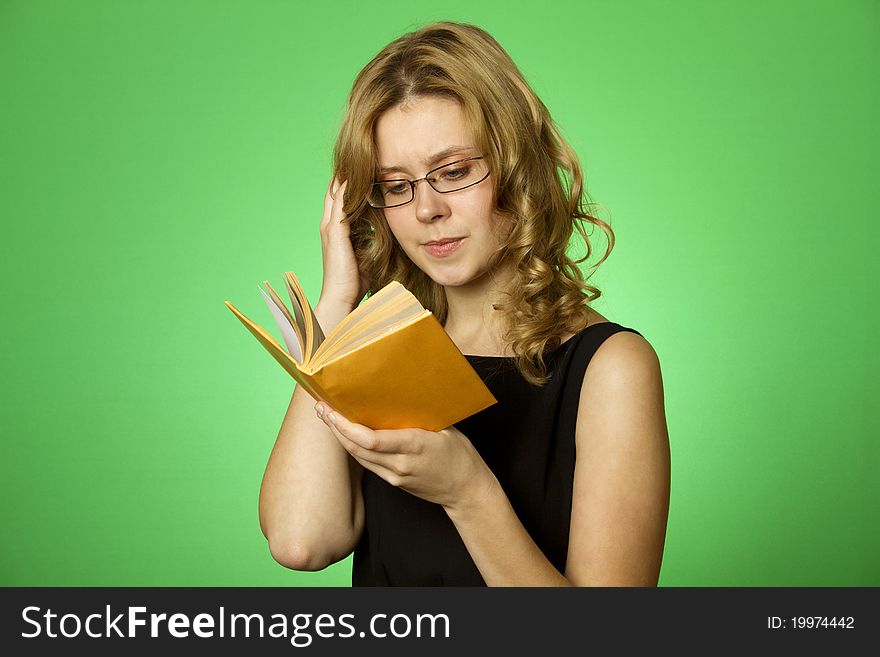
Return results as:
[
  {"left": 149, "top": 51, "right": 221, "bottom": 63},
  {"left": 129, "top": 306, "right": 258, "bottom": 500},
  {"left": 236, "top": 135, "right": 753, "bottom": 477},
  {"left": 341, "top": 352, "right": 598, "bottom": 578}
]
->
[
  {"left": 444, "top": 467, "right": 503, "bottom": 525},
  {"left": 314, "top": 299, "right": 354, "bottom": 335}
]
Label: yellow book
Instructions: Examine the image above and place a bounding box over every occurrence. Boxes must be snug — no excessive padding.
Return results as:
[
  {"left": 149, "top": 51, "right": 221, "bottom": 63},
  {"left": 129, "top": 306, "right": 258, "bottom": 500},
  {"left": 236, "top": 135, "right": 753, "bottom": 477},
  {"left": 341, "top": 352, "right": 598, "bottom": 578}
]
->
[{"left": 225, "top": 271, "right": 497, "bottom": 431}]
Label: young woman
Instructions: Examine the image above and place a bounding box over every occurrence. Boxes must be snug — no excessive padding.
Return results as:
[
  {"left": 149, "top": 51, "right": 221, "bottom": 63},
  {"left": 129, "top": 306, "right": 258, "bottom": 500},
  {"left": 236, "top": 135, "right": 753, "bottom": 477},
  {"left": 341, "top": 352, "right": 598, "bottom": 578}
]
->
[{"left": 258, "top": 22, "right": 670, "bottom": 586}]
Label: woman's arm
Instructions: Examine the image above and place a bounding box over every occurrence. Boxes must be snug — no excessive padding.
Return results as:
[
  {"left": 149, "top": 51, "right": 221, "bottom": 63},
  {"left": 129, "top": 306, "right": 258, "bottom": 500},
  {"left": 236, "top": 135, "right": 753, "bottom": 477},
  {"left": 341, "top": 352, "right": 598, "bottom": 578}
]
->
[
  {"left": 444, "top": 331, "right": 671, "bottom": 586},
  {"left": 258, "top": 301, "right": 365, "bottom": 571}
]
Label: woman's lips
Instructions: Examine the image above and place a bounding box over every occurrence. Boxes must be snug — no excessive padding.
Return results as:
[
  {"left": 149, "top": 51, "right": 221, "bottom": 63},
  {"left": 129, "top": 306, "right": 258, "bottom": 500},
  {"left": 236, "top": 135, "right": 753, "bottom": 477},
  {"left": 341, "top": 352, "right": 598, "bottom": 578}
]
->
[{"left": 424, "top": 238, "right": 465, "bottom": 257}]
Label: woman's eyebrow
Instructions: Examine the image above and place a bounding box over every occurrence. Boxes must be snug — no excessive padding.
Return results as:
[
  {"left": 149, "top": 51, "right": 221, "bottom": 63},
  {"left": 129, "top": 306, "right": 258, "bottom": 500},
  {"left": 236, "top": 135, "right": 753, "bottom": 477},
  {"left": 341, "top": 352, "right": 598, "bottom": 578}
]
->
[{"left": 378, "top": 145, "right": 474, "bottom": 175}]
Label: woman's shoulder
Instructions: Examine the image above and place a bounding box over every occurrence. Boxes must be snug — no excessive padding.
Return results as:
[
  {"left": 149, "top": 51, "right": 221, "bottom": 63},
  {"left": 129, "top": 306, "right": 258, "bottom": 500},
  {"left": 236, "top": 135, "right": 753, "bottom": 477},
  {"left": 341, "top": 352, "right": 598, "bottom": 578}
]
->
[
  {"left": 557, "top": 308, "right": 611, "bottom": 346},
  {"left": 567, "top": 311, "right": 661, "bottom": 400},
  {"left": 459, "top": 310, "right": 650, "bottom": 360},
  {"left": 558, "top": 309, "right": 643, "bottom": 347},
  {"left": 560, "top": 309, "right": 657, "bottom": 377}
]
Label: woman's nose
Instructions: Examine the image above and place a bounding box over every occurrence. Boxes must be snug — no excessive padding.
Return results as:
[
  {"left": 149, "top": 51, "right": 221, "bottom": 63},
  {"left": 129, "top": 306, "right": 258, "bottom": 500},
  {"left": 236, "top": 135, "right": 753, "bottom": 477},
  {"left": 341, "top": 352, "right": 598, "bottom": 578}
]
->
[{"left": 413, "top": 179, "right": 448, "bottom": 224}]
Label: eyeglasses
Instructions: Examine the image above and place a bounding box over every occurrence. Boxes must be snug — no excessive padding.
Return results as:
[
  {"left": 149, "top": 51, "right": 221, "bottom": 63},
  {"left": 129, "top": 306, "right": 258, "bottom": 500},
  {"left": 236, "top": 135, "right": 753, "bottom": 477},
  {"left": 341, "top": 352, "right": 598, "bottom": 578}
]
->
[{"left": 367, "top": 156, "right": 490, "bottom": 209}]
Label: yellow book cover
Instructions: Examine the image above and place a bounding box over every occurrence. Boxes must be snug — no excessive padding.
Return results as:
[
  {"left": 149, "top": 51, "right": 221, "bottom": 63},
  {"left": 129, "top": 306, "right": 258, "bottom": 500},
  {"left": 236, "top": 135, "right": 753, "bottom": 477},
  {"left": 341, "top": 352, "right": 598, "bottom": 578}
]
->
[{"left": 225, "top": 271, "right": 497, "bottom": 431}]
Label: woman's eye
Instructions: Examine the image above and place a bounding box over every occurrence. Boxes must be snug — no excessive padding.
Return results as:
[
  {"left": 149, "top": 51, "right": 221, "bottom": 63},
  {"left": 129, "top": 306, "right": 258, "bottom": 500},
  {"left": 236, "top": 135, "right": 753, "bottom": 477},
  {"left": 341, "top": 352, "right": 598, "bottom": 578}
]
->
[
  {"left": 381, "top": 182, "right": 408, "bottom": 195},
  {"left": 441, "top": 166, "right": 470, "bottom": 180}
]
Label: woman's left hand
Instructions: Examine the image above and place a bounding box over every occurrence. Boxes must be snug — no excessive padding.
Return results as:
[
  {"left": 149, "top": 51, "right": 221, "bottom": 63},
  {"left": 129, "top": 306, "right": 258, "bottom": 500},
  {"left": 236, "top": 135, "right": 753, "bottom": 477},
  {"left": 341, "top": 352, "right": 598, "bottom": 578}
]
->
[{"left": 315, "top": 402, "right": 497, "bottom": 513}]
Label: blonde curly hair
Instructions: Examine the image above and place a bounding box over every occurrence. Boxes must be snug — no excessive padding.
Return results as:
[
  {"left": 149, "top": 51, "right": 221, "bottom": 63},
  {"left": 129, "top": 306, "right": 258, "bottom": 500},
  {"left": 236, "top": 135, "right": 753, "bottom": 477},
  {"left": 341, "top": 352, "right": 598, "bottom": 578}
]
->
[{"left": 333, "top": 21, "right": 614, "bottom": 386}]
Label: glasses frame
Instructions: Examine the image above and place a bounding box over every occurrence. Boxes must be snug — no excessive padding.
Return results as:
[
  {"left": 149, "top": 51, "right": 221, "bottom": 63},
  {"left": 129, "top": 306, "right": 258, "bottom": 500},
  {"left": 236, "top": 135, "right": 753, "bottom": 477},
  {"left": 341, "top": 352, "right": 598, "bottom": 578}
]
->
[{"left": 367, "top": 156, "right": 490, "bottom": 209}]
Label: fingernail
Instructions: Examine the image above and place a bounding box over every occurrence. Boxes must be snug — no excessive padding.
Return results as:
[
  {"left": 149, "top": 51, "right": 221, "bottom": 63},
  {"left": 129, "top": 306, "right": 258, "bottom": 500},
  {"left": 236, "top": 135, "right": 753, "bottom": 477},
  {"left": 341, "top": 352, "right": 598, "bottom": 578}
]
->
[
  {"left": 327, "top": 412, "right": 337, "bottom": 423},
  {"left": 315, "top": 403, "right": 324, "bottom": 416}
]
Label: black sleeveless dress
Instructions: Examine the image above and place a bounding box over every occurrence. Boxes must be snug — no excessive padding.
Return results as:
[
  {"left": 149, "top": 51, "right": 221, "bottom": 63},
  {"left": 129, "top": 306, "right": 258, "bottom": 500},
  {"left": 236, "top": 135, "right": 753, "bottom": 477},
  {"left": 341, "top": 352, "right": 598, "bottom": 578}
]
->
[{"left": 351, "top": 321, "right": 643, "bottom": 586}]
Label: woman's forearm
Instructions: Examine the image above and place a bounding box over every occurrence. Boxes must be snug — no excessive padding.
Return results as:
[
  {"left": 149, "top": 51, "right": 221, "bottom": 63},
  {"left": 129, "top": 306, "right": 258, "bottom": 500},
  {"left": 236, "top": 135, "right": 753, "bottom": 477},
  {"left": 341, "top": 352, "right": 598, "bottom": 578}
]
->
[
  {"left": 444, "top": 474, "right": 572, "bottom": 587},
  {"left": 258, "top": 300, "right": 362, "bottom": 570}
]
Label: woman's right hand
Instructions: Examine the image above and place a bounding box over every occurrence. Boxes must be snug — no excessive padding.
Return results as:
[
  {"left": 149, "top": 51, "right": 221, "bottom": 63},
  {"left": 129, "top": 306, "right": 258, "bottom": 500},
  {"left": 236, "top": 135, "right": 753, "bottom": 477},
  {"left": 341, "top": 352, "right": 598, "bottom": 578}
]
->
[{"left": 318, "top": 177, "right": 369, "bottom": 313}]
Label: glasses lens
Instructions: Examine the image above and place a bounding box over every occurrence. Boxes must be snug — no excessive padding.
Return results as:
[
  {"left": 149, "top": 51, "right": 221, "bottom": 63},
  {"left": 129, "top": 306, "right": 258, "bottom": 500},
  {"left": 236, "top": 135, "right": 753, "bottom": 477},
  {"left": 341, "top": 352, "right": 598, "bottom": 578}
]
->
[
  {"left": 429, "top": 158, "right": 489, "bottom": 193},
  {"left": 369, "top": 180, "right": 412, "bottom": 208}
]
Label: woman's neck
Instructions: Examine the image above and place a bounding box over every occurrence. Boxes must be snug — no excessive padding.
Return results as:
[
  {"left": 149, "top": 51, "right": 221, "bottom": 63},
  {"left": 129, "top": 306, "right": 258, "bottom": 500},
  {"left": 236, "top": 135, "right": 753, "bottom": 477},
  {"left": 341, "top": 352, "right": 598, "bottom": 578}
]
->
[{"left": 442, "top": 258, "right": 516, "bottom": 356}]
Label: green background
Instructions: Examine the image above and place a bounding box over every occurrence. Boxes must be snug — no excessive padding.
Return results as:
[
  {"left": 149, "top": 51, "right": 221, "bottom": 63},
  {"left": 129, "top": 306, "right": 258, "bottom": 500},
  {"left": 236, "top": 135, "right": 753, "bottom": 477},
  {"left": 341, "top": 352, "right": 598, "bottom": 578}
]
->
[{"left": 1, "top": 0, "right": 876, "bottom": 586}]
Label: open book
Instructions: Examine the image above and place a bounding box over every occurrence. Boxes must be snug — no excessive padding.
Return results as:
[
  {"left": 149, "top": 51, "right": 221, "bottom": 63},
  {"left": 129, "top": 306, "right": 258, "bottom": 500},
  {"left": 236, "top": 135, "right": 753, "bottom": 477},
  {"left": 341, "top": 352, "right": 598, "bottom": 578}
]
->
[{"left": 225, "top": 272, "right": 497, "bottom": 431}]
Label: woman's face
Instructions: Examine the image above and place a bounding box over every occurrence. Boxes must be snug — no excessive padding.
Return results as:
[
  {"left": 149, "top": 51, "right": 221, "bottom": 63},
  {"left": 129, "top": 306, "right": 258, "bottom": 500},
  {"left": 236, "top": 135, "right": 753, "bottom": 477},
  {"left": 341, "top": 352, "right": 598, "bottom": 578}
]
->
[{"left": 373, "top": 96, "right": 506, "bottom": 288}]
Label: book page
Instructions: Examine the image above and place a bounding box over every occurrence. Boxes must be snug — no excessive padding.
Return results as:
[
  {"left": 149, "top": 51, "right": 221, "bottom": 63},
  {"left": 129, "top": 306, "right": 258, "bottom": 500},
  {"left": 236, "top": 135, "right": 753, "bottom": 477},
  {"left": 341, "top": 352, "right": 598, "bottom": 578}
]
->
[
  {"left": 273, "top": 278, "right": 307, "bottom": 350},
  {"left": 315, "top": 293, "right": 423, "bottom": 366},
  {"left": 259, "top": 285, "right": 303, "bottom": 363},
  {"left": 316, "top": 284, "right": 404, "bottom": 358},
  {"left": 312, "top": 284, "right": 426, "bottom": 368},
  {"left": 264, "top": 281, "right": 300, "bottom": 337},
  {"left": 316, "top": 281, "right": 407, "bottom": 357},
  {"left": 284, "top": 271, "right": 325, "bottom": 362}
]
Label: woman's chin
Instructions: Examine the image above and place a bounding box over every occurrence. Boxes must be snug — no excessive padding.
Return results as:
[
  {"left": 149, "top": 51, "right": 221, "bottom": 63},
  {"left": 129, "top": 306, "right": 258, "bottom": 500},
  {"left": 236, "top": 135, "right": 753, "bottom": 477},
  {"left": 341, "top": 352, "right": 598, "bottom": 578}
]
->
[
  {"left": 424, "top": 268, "right": 471, "bottom": 288},
  {"left": 425, "top": 265, "right": 487, "bottom": 289},
  {"left": 413, "top": 254, "right": 490, "bottom": 288}
]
